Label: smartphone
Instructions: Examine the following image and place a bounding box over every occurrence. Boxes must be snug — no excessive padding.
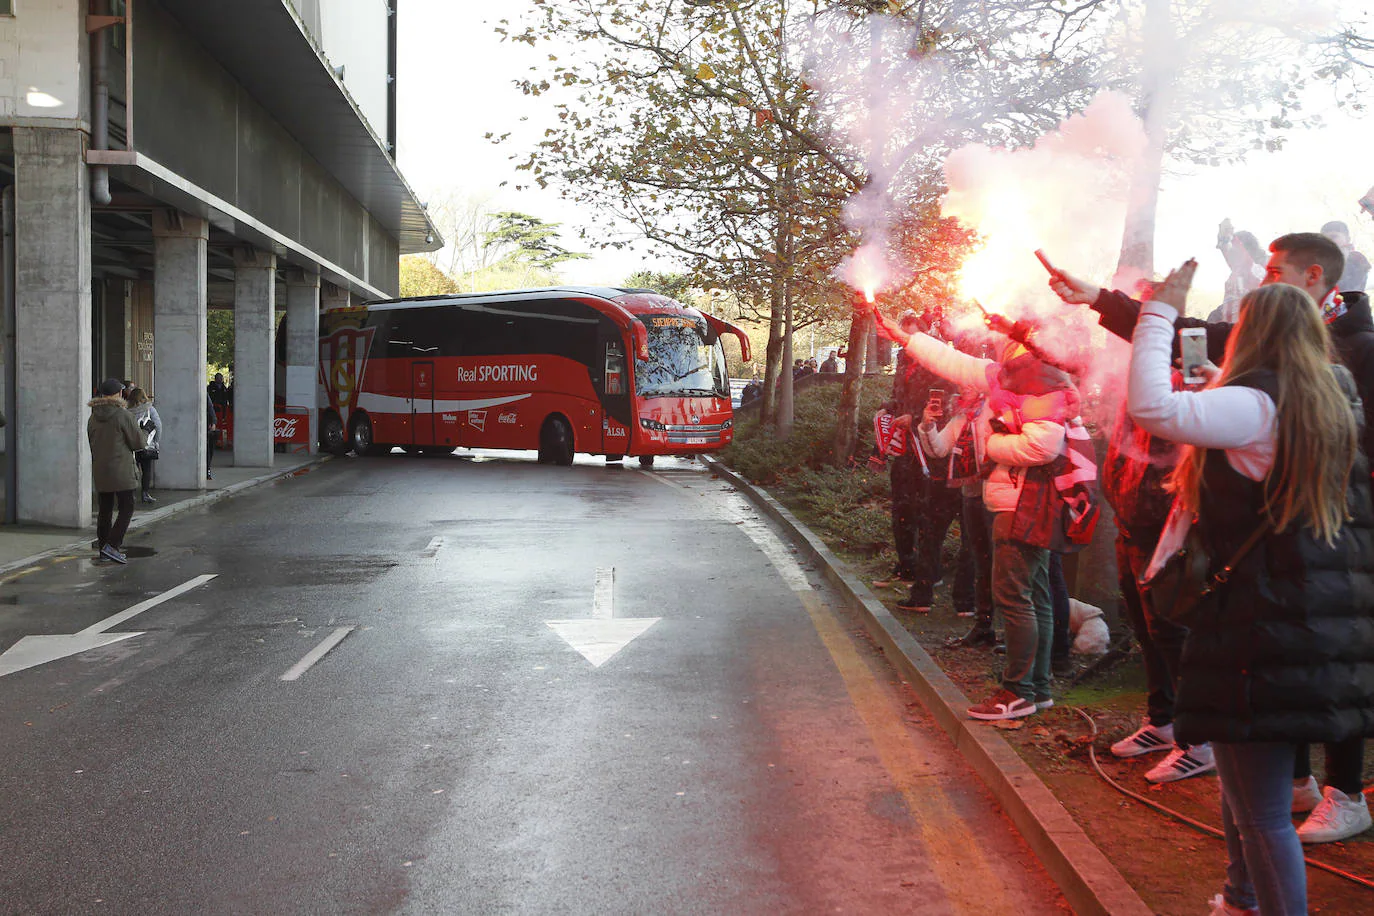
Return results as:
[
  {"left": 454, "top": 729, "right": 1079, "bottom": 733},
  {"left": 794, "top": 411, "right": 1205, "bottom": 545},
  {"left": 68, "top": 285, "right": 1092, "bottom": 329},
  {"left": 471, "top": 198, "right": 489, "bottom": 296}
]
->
[
  {"left": 927, "top": 388, "right": 945, "bottom": 416},
  {"left": 1180, "top": 328, "right": 1208, "bottom": 386}
]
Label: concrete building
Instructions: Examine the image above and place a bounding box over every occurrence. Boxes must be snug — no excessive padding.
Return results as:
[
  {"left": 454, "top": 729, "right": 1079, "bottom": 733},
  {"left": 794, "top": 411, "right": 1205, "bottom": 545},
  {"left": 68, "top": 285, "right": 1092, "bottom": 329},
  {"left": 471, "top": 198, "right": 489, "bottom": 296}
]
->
[{"left": 0, "top": 0, "right": 438, "bottom": 527}]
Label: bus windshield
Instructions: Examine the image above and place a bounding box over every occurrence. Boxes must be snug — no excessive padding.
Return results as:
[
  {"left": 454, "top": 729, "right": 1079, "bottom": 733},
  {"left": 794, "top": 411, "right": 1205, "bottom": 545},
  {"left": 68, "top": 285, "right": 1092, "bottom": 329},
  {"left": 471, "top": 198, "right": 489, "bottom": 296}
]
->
[{"left": 636, "top": 314, "right": 729, "bottom": 399}]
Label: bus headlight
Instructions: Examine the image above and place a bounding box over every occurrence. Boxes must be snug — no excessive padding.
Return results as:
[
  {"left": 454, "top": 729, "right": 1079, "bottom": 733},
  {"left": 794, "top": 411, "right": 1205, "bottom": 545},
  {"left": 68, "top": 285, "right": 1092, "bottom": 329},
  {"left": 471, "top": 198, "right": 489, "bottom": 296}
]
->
[
  {"left": 721, "top": 418, "right": 733, "bottom": 430},
  {"left": 640, "top": 418, "right": 667, "bottom": 431}
]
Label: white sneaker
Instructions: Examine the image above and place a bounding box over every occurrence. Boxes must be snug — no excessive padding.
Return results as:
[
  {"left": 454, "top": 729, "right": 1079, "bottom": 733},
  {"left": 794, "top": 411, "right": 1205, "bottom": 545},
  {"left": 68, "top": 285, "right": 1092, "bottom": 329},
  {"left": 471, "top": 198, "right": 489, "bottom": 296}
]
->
[
  {"left": 1297, "top": 786, "right": 1373, "bottom": 844},
  {"left": 1111, "top": 721, "right": 1175, "bottom": 758},
  {"left": 1292, "top": 775, "right": 1322, "bottom": 813},
  {"left": 1145, "top": 743, "right": 1216, "bottom": 784},
  {"left": 1207, "top": 893, "right": 1258, "bottom": 915}
]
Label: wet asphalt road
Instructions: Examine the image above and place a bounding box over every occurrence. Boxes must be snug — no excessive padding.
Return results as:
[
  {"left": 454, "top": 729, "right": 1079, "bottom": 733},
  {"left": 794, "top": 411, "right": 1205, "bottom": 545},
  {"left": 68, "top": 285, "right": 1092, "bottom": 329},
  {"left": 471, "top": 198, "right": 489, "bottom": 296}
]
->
[{"left": 0, "top": 452, "right": 1066, "bottom": 915}]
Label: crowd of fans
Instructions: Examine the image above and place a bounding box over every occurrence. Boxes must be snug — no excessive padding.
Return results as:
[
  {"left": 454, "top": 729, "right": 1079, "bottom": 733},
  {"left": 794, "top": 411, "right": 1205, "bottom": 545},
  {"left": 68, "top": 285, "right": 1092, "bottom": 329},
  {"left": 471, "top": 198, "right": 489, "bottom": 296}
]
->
[{"left": 869, "top": 223, "right": 1374, "bottom": 916}]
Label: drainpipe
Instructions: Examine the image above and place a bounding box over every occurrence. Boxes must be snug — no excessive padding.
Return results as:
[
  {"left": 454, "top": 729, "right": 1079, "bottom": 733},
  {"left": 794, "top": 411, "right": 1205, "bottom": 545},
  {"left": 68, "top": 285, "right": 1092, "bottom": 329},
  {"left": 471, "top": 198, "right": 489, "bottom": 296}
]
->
[
  {"left": 90, "top": 0, "right": 112, "bottom": 206},
  {"left": 2, "top": 185, "right": 17, "bottom": 524}
]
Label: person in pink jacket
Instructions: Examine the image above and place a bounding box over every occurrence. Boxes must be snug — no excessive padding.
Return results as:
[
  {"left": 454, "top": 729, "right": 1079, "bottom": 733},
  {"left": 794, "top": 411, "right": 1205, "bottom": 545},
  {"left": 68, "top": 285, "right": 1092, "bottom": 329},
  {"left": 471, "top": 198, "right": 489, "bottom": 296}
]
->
[{"left": 876, "top": 310, "right": 1080, "bottom": 719}]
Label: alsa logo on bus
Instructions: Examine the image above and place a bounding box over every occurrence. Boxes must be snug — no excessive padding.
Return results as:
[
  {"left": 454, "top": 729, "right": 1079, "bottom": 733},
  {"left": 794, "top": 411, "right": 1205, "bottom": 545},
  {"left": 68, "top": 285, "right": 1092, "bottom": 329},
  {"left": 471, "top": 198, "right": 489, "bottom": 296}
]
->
[{"left": 457, "top": 364, "right": 539, "bottom": 384}]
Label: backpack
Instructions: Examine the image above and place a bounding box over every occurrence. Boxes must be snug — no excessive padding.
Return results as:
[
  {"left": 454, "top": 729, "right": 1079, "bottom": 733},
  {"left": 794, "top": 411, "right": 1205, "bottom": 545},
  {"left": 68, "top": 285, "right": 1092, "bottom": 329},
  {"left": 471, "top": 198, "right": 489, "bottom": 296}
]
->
[
  {"left": 1054, "top": 419, "right": 1102, "bottom": 548},
  {"left": 1007, "top": 418, "right": 1102, "bottom": 552}
]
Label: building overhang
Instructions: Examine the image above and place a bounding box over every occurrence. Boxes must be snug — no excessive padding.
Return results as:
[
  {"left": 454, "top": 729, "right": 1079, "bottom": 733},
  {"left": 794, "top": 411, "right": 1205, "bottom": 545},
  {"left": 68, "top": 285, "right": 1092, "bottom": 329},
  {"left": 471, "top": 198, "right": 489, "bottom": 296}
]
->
[
  {"left": 151, "top": 0, "right": 440, "bottom": 255},
  {"left": 94, "top": 150, "right": 389, "bottom": 300}
]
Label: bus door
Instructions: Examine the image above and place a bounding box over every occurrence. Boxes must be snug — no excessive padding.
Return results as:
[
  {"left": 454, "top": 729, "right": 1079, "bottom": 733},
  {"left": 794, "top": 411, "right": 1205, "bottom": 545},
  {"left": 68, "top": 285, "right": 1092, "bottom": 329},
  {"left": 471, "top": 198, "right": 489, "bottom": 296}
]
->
[
  {"left": 598, "top": 327, "right": 633, "bottom": 453},
  {"left": 412, "top": 361, "right": 435, "bottom": 446}
]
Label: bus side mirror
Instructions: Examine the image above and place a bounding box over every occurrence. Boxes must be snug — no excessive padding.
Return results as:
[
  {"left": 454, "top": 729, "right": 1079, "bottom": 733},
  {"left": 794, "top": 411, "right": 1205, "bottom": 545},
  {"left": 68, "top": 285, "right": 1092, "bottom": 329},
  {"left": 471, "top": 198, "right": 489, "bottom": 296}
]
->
[
  {"left": 631, "top": 322, "right": 650, "bottom": 361},
  {"left": 705, "top": 315, "right": 750, "bottom": 362}
]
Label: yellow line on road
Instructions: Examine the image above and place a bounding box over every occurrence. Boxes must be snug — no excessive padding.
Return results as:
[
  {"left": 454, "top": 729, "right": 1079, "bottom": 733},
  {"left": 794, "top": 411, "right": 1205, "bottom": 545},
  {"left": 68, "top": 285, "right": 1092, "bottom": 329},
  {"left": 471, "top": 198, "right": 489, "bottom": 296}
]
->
[
  {"left": 0, "top": 566, "right": 43, "bottom": 585},
  {"left": 798, "top": 589, "right": 1015, "bottom": 916}
]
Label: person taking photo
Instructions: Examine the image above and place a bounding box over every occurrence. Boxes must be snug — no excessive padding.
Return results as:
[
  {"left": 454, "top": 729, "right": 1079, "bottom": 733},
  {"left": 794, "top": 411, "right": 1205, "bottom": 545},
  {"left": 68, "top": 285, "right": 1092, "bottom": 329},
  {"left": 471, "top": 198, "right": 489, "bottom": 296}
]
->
[{"left": 1127, "top": 264, "right": 1374, "bottom": 916}]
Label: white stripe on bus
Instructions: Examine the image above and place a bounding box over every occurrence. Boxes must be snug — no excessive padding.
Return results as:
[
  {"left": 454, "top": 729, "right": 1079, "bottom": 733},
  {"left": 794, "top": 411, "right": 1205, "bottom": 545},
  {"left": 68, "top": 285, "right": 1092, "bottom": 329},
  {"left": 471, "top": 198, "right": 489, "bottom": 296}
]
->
[{"left": 355, "top": 393, "right": 533, "bottom": 414}]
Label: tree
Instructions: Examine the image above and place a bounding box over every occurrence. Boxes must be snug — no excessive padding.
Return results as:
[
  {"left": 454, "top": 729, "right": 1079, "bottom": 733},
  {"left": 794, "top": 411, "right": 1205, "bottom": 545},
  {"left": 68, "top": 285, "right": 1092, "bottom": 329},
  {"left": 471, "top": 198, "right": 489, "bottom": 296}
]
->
[
  {"left": 623, "top": 270, "right": 695, "bottom": 301},
  {"left": 207, "top": 309, "right": 233, "bottom": 377},
  {"left": 418, "top": 190, "right": 504, "bottom": 279},
  {"left": 482, "top": 211, "right": 589, "bottom": 272},
  {"left": 1076, "top": 0, "right": 1367, "bottom": 282},
  {"left": 505, "top": 1, "right": 869, "bottom": 442},
  {"left": 400, "top": 255, "right": 461, "bottom": 297},
  {"left": 502, "top": 1, "right": 1115, "bottom": 457}
]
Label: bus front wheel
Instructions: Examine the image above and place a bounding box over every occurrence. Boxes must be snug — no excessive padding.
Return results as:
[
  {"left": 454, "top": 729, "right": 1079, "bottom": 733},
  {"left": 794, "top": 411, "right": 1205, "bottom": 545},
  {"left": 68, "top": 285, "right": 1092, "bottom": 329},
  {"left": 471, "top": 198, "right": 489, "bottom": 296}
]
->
[
  {"left": 321, "top": 412, "right": 348, "bottom": 456},
  {"left": 350, "top": 414, "right": 386, "bottom": 457},
  {"left": 638, "top": 455, "right": 655, "bottom": 468},
  {"left": 539, "top": 417, "right": 575, "bottom": 467}
]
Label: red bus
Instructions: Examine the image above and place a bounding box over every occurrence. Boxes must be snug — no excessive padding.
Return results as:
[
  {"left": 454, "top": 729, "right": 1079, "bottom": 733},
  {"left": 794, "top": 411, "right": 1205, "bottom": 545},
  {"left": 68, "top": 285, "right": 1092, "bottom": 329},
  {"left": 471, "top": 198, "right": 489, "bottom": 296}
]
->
[{"left": 316, "top": 286, "right": 750, "bottom": 466}]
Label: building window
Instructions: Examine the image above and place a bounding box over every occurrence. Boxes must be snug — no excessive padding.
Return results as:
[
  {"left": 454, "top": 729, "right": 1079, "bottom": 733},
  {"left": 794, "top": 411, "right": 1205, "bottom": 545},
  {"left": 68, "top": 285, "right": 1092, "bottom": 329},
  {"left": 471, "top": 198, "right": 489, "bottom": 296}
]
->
[{"left": 0, "top": 0, "right": 14, "bottom": 16}]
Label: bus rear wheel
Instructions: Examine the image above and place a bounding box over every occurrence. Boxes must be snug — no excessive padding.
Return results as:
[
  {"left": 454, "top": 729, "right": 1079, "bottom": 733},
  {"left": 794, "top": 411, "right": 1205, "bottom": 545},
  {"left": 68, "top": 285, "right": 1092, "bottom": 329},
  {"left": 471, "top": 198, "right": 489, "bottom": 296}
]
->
[
  {"left": 321, "top": 412, "right": 348, "bottom": 456},
  {"left": 638, "top": 455, "right": 655, "bottom": 468},
  {"left": 539, "top": 417, "right": 575, "bottom": 467}
]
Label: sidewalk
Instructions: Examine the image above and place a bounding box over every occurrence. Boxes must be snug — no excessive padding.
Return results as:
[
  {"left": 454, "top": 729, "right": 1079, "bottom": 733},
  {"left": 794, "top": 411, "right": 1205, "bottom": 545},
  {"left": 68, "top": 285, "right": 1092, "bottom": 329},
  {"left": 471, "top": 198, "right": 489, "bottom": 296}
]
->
[{"left": 0, "top": 450, "right": 327, "bottom": 574}]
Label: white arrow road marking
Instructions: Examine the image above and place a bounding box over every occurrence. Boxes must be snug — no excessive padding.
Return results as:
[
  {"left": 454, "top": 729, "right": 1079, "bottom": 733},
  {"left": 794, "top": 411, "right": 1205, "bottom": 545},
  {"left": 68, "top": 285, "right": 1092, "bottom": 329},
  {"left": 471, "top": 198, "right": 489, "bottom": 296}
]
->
[
  {"left": 546, "top": 567, "right": 660, "bottom": 668},
  {"left": 0, "top": 574, "right": 218, "bottom": 678},
  {"left": 421, "top": 536, "right": 447, "bottom": 560},
  {"left": 593, "top": 566, "right": 614, "bottom": 619},
  {"left": 280, "top": 626, "right": 356, "bottom": 681}
]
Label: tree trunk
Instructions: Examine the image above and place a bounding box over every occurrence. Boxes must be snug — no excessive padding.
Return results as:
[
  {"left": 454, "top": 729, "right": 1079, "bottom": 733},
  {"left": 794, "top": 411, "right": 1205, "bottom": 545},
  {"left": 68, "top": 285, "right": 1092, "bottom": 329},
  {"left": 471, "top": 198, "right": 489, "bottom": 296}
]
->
[
  {"left": 832, "top": 305, "right": 871, "bottom": 464},
  {"left": 774, "top": 164, "right": 796, "bottom": 438},
  {"left": 761, "top": 282, "right": 784, "bottom": 426},
  {"left": 776, "top": 276, "right": 795, "bottom": 440},
  {"left": 1115, "top": 0, "right": 1173, "bottom": 288}
]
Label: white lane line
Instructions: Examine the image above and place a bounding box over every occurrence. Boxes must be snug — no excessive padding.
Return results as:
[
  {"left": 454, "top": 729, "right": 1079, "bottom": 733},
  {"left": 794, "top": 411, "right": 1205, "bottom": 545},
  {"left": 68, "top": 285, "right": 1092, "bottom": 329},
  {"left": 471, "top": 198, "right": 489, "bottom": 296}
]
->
[
  {"left": 593, "top": 567, "right": 615, "bottom": 620},
  {"left": 734, "top": 516, "right": 812, "bottom": 593},
  {"left": 280, "top": 626, "right": 356, "bottom": 681},
  {"left": 638, "top": 469, "right": 685, "bottom": 490},
  {"left": 79, "top": 574, "right": 219, "bottom": 635},
  {"left": 421, "top": 536, "right": 447, "bottom": 559}
]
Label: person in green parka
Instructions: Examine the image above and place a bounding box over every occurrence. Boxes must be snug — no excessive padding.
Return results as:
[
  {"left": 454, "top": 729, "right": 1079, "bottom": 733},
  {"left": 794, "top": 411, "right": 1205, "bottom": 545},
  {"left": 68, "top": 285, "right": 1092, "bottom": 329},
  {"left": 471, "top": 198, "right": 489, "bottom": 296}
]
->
[{"left": 87, "top": 377, "right": 146, "bottom": 564}]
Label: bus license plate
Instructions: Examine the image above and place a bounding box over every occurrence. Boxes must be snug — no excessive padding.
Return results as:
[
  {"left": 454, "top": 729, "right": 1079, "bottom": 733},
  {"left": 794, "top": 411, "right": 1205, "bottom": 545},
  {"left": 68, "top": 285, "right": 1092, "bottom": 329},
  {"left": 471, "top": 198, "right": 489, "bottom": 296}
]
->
[{"left": 686, "top": 436, "right": 710, "bottom": 444}]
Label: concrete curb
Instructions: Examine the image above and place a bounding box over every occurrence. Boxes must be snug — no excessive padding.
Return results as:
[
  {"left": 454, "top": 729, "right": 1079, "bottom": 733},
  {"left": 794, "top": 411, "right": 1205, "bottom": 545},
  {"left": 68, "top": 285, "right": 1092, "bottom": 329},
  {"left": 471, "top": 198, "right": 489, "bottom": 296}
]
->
[
  {"left": 704, "top": 456, "right": 1152, "bottom": 916},
  {"left": 0, "top": 456, "right": 332, "bottom": 578}
]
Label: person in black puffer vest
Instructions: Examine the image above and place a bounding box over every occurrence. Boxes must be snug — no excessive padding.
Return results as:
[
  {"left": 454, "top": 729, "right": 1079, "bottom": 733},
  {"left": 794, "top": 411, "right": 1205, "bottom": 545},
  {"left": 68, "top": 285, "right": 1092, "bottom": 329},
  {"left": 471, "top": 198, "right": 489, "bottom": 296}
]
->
[
  {"left": 1050, "top": 232, "right": 1374, "bottom": 839},
  {"left": 1129, "top": 271, "right": 1374, "bottom": 916}
]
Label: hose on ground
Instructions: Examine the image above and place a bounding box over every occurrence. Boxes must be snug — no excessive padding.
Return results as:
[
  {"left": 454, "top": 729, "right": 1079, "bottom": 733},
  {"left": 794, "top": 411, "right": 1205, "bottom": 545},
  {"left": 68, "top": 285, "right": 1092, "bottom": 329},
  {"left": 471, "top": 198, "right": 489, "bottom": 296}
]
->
[{"left": 1070, "top": 706, "right": 1374, "bottom": 892}]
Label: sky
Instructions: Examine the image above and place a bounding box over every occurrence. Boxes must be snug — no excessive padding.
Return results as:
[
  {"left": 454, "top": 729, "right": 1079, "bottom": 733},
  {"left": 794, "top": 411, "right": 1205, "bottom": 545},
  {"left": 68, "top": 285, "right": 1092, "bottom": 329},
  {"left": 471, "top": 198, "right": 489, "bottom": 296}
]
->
[{"left": 395, "top": 1, "right": 1374, "bottom": 302}]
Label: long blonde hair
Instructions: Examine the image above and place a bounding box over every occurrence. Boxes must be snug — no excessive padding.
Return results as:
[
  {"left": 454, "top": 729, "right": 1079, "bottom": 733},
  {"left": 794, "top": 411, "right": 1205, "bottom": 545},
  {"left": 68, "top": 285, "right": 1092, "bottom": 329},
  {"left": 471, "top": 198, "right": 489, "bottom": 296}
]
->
[{"left": 1167, "top": 283, "right": 1356, "bottom": 544}]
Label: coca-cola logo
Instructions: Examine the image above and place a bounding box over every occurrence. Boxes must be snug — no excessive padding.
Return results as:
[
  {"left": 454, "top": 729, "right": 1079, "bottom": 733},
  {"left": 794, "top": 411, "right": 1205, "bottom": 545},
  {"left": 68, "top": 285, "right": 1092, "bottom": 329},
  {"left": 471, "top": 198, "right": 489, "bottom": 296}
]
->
[{"left": 273, "top": 417, "right": 299, "bottom": 440}]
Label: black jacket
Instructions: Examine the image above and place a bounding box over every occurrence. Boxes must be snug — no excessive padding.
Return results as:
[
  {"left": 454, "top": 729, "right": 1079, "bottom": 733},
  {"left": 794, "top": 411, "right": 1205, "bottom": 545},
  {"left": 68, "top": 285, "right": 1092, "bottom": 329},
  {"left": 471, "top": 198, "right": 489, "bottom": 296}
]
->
[
  {"left": 1174, "top": 369, "right": 1374, "bottom": 746},
  {"left": 891, "top": 348, "right": 950, "bottom": 478},
  {"left": 1103, "top": 403, "right": 1176, "bottom": 539},
  {"left": 1093, "top": 288, "right": 1374, "bottom": 474},
  {"left": 1329, "top": 292, "right": 1374, "bottom": 466},
  {"left": 892, "top": 348, "right": 937, "bottom": 418}
]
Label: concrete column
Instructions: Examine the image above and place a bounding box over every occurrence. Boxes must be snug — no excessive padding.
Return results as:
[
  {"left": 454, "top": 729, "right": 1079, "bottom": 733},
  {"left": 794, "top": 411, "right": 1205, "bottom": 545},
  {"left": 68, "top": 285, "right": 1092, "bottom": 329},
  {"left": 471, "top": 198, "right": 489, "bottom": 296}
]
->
[
  {"left": 321, "top": 281, "right": 352, "bottom": 311},
  {"left": 12, "top": 127, "right": 92, "bottom": 527},
  {"left": 232, "top": 248, "right": 277, "bottom": 468},
  {"left": 152, "top": 210, "right": 209, "bottom": 491},
  {"left": 284, "top": 271, "right": 320, "bottom": 453}
]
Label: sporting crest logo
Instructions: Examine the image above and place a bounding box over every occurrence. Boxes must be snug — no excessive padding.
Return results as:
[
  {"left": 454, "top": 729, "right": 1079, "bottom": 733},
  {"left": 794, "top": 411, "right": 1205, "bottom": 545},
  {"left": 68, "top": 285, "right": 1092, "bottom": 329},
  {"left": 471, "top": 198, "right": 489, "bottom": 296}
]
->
[{"left": 318, "top": 326, "right": 376, "bottom": 428}]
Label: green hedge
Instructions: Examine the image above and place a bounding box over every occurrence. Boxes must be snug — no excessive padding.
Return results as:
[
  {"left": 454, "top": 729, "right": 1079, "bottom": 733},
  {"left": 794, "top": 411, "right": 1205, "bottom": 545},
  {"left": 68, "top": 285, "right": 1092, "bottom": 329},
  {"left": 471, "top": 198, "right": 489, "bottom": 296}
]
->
[{"left": 720, "top": 382, "right": 894, "bottom": 554}]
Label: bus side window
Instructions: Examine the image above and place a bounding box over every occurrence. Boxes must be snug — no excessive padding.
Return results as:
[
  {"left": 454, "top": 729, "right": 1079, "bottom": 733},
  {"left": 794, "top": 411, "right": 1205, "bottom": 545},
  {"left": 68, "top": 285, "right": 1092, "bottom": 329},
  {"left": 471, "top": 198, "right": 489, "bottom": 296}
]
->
[{"left": 605, "top": 341, "right": 625, "bottom": 396}]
